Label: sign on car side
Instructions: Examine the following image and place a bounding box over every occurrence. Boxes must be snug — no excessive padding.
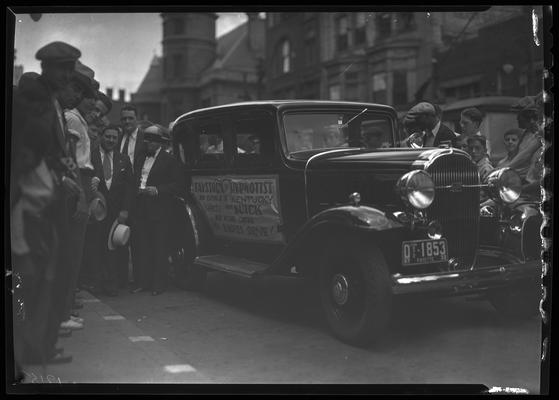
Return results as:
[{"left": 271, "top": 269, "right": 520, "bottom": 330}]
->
[{"left": 191, "top": 175, "right": 286, "bottom": 244}]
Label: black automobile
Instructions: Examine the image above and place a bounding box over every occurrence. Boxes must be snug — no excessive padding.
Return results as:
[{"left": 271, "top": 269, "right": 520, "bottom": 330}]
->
[{"left": 170, "top": 100, "right": 540, "bottom": 346}]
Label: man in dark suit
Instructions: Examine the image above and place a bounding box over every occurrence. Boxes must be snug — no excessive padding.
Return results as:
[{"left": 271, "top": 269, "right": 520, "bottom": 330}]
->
[
  {"left": 90, "top": 124, "right": 134, "bottom": 295},
  {"left": 131, "top": 125, "right": 182, "bottom": 296},
  {"left": 402, "top": 102, "right": 459, "bottom": 148}
]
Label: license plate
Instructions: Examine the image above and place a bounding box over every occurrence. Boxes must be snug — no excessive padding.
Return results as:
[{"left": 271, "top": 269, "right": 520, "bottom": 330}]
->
[{"left": 402, "top": 238, "right": 448, "bottom": 266}]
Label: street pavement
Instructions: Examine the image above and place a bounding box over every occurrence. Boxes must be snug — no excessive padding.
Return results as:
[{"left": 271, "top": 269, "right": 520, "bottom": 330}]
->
[{"left": 16, "top": 273, "right": 542, "bottom": 393}]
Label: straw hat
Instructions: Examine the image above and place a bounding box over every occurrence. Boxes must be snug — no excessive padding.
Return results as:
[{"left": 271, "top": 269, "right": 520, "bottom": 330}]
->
[{"left": 107, "top": 219, "right": 131, "bottom": 250}]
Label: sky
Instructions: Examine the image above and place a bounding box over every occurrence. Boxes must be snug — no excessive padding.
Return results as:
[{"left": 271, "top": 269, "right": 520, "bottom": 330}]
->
[{"left": 13, "top": 12, "right": 248, "bottom": 101}]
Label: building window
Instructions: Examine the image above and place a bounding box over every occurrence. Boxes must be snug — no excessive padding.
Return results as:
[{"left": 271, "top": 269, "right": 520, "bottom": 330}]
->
[
  {"left": 372, "top": 72, "right": 387, "bottom": 104},
  {"left": 336, "top": 15, "right": 349, "bottom": 51},
  {"left": 376, "top": 13, "right": 392, "bottom": 39},
  {"left": 329, "top": 84, "right": 341, "bottom": 100},
  {"left": 354, "top": 12, "right": 367, "bottom": 45},
  {"left": 394, "top": 12, "right": 416, "bottom": 33},
  {"left": 304, "top": 27, "right": 317, "bottom": 66},
  {"left": 281, "top": 40, "right": 291, "bottom": 74},
  {"left": 173, "top": 18, "right": 184, "bottom": 35},
  {"left": 173, "top": 54, "right": 184, "bottom": 78},
  {"left": 392, "top": 70, "right": 408, "bottom": 106}
]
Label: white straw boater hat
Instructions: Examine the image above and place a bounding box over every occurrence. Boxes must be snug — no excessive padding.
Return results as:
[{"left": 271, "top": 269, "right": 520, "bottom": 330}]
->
[{"left": 107, "top": 219, "right": 130, "bottom": 250}]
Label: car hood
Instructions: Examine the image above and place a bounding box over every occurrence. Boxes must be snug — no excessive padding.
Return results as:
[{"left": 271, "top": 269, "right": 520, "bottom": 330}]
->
[{"left": 303, "top": 147, "right": 470, "bottom": 171}]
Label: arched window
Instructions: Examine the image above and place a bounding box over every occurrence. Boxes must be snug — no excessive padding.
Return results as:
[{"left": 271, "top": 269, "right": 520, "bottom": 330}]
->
[{"left": 281, "top": 40, "right": 291, "bottom": 74}]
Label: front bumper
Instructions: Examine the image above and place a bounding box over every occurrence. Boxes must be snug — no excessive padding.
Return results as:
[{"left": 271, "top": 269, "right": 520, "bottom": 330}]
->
[{"left": 391, "top": 260, "right": 541, "bottom": 295}]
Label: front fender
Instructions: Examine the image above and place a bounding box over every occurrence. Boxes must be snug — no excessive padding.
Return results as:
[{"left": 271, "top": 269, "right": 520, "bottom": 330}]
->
[{"left": 270, "top": 205, "right": 404, "bottom": 272}]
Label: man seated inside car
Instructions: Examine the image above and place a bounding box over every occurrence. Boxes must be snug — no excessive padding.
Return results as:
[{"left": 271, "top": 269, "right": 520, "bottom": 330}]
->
[
  {"left": 361, "top": 126, "right": 385, "bottom": 149},
  {"left": 238, "top": 135, "right": 261, "bottom": 154}
]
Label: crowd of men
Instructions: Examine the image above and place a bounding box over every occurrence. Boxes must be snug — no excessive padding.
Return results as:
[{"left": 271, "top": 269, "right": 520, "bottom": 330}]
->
[
  {"left": 399, "top": 98, "right": 544, "bottom": 201},
  {"left": 10, "top": 41, "right": 183, "bottom": 371},
  {"left": 10, "top": 40, "right": 544, "bottom": 374}
]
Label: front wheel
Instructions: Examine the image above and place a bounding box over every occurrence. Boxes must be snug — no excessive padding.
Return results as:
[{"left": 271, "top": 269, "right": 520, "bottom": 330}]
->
[{"left": 319, "top": 237, "right": 392, "bottom": 347}]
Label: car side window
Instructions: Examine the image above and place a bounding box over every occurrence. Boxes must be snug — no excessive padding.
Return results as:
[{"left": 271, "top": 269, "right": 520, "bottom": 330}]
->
[
  {"left": 179, "top": 118, "right": 226, "bottom": 168},
  {"left": 232, "top": 111, "right": 275, "bottom": 167}
]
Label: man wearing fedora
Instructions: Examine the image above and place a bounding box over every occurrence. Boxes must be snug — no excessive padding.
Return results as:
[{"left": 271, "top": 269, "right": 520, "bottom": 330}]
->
[
  {"left": 402, "top": 102, "right": 459, "bottom": 148},
  {"left": 90, "top": 124, "right": 134, "bottom": 296},
  {"left": 131, "top": 125, "right": 182, "bottom": 296},
  {"left": 11, "top": 41, "right": 86, "bottom": 366}
]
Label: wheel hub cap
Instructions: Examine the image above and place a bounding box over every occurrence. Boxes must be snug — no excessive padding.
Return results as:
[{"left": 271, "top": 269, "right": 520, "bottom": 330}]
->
[{"left": 332, "top": 274, "right": 349, "bottom": 306}]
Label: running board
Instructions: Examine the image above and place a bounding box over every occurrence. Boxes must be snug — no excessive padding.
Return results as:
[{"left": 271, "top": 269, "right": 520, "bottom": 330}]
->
[{"left": 194, "top": 255, "right": 270, "bottom": 278}]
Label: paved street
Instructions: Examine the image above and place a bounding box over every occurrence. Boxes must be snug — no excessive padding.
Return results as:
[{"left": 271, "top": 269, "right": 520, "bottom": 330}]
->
[{"left": 19, "top": 272, "right": 541, "bottom": 392}]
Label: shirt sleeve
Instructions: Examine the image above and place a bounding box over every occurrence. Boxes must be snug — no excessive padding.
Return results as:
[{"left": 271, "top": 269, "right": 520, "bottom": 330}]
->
[{"left": 64, "top": 111, "right": 83, "bottom": 140}]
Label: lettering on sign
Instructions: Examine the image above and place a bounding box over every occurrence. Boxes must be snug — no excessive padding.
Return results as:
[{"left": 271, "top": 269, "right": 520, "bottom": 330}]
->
[{"left": 192, "top": 175, "right": 285, "bottom": 243}]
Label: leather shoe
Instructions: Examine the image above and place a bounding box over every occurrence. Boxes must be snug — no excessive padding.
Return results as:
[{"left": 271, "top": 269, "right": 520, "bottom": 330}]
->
[
  {"left": 151, "top": 290, "right": 163, "bottom": 296},
  {"left": 60, "top": 319, "right": 84, "bottom": 330},
  {"left": 58, "top": 328, "right": 72, "bottom": 338},
  {"left": 72, "top": 302, "right": 84, "bottom": 310},
  {"left": 70, "top": 315, "right": 84, "bottom": 324},
  {"left": 130, "top": 287, "right": 149, "bottom": 294}
]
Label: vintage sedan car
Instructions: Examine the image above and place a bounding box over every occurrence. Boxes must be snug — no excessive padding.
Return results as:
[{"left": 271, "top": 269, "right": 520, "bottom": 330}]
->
[{"left": 170, "top": 100, "right": 540, "bottom": 346}]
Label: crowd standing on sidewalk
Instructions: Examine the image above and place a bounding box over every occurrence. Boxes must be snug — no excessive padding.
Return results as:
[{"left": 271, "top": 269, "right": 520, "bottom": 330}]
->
[{"left": 10, "top": 41, "right": 183, "bottom": 375}]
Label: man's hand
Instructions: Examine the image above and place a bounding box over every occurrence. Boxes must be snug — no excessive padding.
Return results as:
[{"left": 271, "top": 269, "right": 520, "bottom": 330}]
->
[
  {"left": 91, "top": 177, "right": 100, "bottom": 192},
  {"left": 407, "top": 132, "right": 425, "bottom": 148},
  {"left": 140, "top": 186, "right": 158, "bottom": 196},
  {"left": 118, "top": 210, "right": 129, "bottom": 223},
  {"left": 62, "top": 176, "right": 82, "bottom": 197}
]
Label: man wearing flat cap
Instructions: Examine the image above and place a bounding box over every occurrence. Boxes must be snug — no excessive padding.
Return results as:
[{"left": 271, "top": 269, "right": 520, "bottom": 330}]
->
[
  {"left": 505, "top": 95, "right": 543, "bottom": 181},
  {"left": 402, "top": 102, "right": 458, "bottom": 148},
  {"left": 11, "top": 41, "right": 85, "bottom": 365},
  {"left": 131, "top": 125, "right": 182, "bottom": 296}
]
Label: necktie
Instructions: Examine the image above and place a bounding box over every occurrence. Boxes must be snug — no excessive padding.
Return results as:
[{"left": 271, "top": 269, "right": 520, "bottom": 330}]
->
[
  {"left": 103, "top": 151, "right": 112, "bottom": 181},
  {"left": 122, "top": 134, "right": 131, "bottom": 155}
]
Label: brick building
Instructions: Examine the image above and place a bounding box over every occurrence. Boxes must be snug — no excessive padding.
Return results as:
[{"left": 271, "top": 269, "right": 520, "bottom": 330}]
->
[
  {"left": 264, "top": 7, "right": 543, "bottom": 112},
  {"left": 131, "top": 12, "right": 266, "bottom": 126}
]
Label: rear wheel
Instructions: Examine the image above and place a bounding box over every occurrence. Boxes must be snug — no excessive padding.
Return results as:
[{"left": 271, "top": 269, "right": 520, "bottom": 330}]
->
[{"left": 319, "top": 237, "right": 392, "bottom": 346}]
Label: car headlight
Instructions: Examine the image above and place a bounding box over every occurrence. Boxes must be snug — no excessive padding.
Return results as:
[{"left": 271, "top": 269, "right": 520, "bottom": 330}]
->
[
  {"left": 396, "top": 170, "right": 435, "bottom": 209},
  {"left": 486, "top": 168, "right": 522, "bottom": 203}
]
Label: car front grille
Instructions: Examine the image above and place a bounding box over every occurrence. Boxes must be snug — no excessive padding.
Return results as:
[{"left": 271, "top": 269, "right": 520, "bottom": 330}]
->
[{"left": 426, "top": 153, "right": 480, "bottom": 270}]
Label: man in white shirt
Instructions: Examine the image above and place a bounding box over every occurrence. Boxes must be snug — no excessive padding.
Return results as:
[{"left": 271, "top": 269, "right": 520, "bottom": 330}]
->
[
  {"left": 88, "top": 125, "right": 133, "bottom": 296},
  {"left": 61, "top": 61, "right": 99, "bottom": 331},
  {"left": 131, "top": 125, "right": 182, "bottom": 296}
]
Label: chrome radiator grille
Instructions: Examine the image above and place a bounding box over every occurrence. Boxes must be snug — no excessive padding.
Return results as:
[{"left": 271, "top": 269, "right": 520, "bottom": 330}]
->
[{"left": 426, "top": 154, "right": 480, "bottom": 268}]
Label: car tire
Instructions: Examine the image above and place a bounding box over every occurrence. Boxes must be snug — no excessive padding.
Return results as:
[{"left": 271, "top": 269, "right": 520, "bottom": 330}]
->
[
  {"left": 319, "top": 236, "right": 392, "bottom": 347},
  {"left": 489, "top": 282, "right": 540, "bottom": 319}
]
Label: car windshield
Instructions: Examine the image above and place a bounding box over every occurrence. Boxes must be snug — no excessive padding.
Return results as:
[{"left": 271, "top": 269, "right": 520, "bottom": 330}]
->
[{"left": 283, "top": 110, "right": 393, "bottom": 157}]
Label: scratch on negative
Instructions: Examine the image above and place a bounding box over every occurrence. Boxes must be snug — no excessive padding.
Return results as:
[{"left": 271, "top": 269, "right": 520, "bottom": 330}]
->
[{"left": 532, "top": 9, "right": 540, "bottom": 46}]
